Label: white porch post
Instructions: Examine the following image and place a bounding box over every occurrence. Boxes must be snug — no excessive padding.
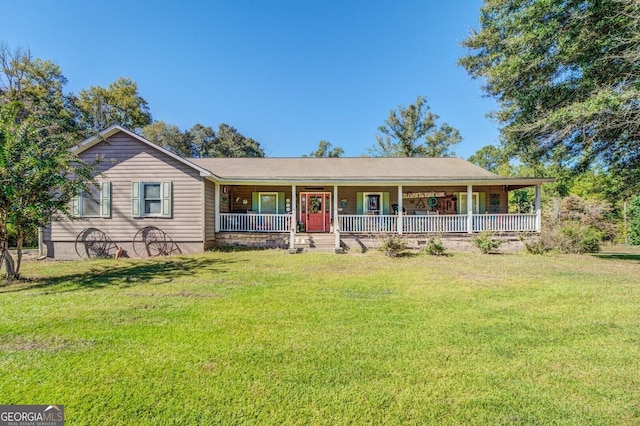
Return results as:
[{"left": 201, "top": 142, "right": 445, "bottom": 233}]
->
[
  {"left": 397, "top": 185, "right": 403, "bottom": 235},
  {"left": 290, "top": 185, "right": 297, "bottom": 250},
  {"left": 467, "top": 184, "right": 473, "bottom": 234},
  {"left": 214, "top": 182, "right": 220, "bottom": 233},
  {"left": 535, "top": 184, "right": 542, "bottom": 232},
  {"left": 334, "top": 185, "right": 340, "bottom": 250}
]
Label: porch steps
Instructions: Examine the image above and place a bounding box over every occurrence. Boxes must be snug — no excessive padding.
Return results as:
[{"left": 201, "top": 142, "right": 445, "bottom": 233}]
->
[{"left": 294, "top": 233, "right": 339, "bottom": 253}]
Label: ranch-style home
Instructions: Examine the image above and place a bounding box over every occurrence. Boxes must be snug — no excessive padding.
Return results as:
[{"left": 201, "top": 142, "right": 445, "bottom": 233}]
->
[{"left": 44, "top": 125, "right": 553, "bottom": 259}]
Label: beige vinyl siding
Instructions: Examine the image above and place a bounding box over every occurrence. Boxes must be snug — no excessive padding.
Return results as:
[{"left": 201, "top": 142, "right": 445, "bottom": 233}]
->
[
  {"left": 48, "top": 132, "right": 204, "bottom": 243},
  {"left": 204, "top": 180, "right": 216, "bottom": 241}
]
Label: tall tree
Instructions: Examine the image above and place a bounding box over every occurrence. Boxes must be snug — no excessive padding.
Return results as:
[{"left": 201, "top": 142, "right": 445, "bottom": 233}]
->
[
  {"left": 369, "top": 96, "right": 461, "bottom": 157},
  {"left": 303, "top": 140, "right": 344, "bottom": 158},
  {"left": 212, "top": 123, "right": 264, "bottom": 157},
  {"left": 141, "top": 121, "right": 192, "bottom": 157},
  {"left": 75, "top": 77, "right": 152, "bottom": 132},
  {"left": 468, "top": 145, "right": 509, "bottom": 174},
  {"left": 460, "top": 0, "right": 640, "bottom": 191},
  {"left": 1, "top": 45, "right": 95, "bottom": 278},
  {"left": 188, "top": 123, "right": 216, "bottom": 158}
]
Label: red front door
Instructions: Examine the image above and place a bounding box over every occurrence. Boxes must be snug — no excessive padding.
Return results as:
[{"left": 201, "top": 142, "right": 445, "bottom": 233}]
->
[{"left": 301, "top": 193, "right": 330, "bottom": 232}]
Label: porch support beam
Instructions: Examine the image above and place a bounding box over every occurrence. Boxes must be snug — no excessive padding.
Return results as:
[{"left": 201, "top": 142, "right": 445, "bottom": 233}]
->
[
  {"left": 467, "top": 184, "right": 473, "bottom": 234},
  {"left": 290, "top": 185, "right": 297, "bottom": 251},
  {"left": 334, "top": 185, "right": 340, "bottom": 250},
  {"left": 214, "top": 182, "right": 220, "bottom": 233},
  {"left": 397, "top": 185, "right": 403, "bottom": 235},
  {"left": 535, "top": 184, "right": 542, "bottom": 232}
]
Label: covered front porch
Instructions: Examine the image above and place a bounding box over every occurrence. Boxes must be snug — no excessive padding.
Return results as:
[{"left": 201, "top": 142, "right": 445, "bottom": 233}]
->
[{"left": 213, "top": 182, "right": 543, "bottom": 250}]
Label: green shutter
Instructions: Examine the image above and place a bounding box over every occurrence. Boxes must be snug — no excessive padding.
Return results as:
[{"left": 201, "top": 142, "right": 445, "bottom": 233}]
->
[
  {"left": 100, "top": 182, "right": 111, "bottom": 218},
  {"left": 356, "top": 192, "right": 363, "bottom": 215},
  {"left": 278, "top": 192, "right": 285, "bottom": 214},
  {"left": 382, "top": 192, "right": 390, "bottom": 215},
  {"left": 479, "top": 192, "right": 486, "bottom": 214},
  {"left": 72, "top": 196, "right": 80, "bottom": 217},
  {"left": 131, "top": 181, "right": 140, "bottom": 217},
  {"left": 252, "top": 192, "right": 259, "bottom": 211},
  {"left": 161, "top": 181, "right": 172, "bottom": 218}
]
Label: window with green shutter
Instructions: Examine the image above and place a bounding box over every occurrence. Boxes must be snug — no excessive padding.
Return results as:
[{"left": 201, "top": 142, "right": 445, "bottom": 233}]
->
[
  {"left": 132, "top": 181, "right": 172, "bottom": 218},
  {"left": 72, "top": 182, "right": 111, "bottom": 218}
]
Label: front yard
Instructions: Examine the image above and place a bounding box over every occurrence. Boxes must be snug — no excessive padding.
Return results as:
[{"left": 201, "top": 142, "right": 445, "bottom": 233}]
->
[{"left": 1, "top": 250, "right": 639, "bottom": 424}]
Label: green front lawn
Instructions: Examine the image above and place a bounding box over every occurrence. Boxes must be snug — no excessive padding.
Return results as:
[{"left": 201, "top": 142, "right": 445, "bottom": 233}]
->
[{"left": 1, "top": 250, "right": 639, "bottom": 424}]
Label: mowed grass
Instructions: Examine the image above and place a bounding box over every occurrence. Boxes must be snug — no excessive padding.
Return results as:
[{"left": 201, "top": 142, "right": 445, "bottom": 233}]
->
[{"left": 1, "top": 249, "right": 639, "bottom": 425}]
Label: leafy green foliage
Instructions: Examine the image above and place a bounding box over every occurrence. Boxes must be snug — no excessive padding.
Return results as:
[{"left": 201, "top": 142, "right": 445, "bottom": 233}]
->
[
  {"left": 303, "top": 140, "right": 344, "bottom": 158},
  {"left": 467, "top": 144, "right": 509, "bottom": 174},
  {"left": 0, "top": 45, "right": 95, "bottom": 278},
  {"left": 423, "top": 237, "right": 447, "bottom": 256},
  {"left": 211, "top": 123, "right": 264, "bottom": 157},
  {"left": 369, "top": 95, "right": 461, "bottom": 157},
  {"left": 627, "top": 196, "right": 640, "bottom": 245},
  {"left": 379, "top": 235, "right": 407, "bottom": 257},
  {"left": 75, "top": 77, "right": 152, "bottom": 132},
  {"left": 141, "top": 121, "right": 193, "bottom": 157},
  {"left": 460, "top": 0, "right": 640, "bottom": 191},
  {"left": 523, "top": 195, "right": 614, "bottom": 254},
  {"left": 472, "top": 230, "right": 504, "bottom": 254},
  {"left": 142, "top": 122, "right": 265, "bottom": 158}
]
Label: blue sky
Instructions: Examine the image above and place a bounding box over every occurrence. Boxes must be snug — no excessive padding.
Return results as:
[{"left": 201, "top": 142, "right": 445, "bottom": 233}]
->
[{"left": 1, "top": 0, "right": 498, "bottom": 158}]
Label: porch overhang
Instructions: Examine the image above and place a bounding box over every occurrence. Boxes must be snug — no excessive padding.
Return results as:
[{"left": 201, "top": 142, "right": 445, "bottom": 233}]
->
[{"left": 208, "top": 177, "right": 554, "bottom": 187}]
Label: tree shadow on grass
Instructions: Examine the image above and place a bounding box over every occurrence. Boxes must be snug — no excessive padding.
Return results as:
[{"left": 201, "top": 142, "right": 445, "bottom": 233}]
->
[
  {"left": 0, "top": 256, "right": 246, "bottom": 294},
  {"left": 591, "top": 253, "right": 640, "bottom": 262}
]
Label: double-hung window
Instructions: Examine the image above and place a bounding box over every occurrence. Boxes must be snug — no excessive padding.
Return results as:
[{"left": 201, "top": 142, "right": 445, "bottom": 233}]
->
[
  {"left": 143, "top": 183, "right": 162, "bottom": 215},
  {"left": 132, "top": 181, "right": 172, "bottom": 218},
  {"left": 72, "top": 182, "right": 111, "bottom": 218}
]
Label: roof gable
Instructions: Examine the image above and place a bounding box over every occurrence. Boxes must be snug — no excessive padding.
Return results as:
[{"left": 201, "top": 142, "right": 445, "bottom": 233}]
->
[{"left": 75, "top": 125, "right": 213, "bottom": 178}]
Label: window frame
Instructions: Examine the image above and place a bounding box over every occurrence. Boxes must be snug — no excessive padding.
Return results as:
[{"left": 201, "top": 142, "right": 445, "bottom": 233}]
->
[
  {"left": 73, "top": 182, "right": 111, "bottom": 218},
  {"left": 258, "top": 192, "right": 278, "bottom": 214},
  {"left": 132, "top": 181, "right": 172, "bottom": 218},
  {"left": 142, "top": 182, "right": 163, "bottom": 217},
  {"left": 363, "top": 192, "right": 383, "bottom": 215},
  {"left": 458, "top": 192, "right": 480, "bottom": 214}
]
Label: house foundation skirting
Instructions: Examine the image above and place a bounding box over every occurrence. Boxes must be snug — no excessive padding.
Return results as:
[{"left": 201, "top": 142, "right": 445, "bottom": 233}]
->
[
  {"left": 339, "top": 234, "right": 526, "bottom": 252},
  {"left": 213, "top": 232, "right": 527, "bottom": 253},
  {"left": 213, "top": 232, "right": 290, "bottom": 250},
  {"left": 46, "top": 240, "right": 207, "bottom": 260}
]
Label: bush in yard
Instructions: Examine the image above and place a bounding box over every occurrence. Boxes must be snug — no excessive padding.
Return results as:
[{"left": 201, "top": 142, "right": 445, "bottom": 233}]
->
[
  {"left": 423, "top": 237, "right": 447, "bottom": 256},
  {"left": 472, "top": 230, "right": 504, "bottom": 254},
  {"left": 523, "top": 195, "right": 613, "bottom": 254},
  {"left": 520, "top": 233, "right": 548, "bottom": 254},
  {"left": 628, "top": 195, "right": 640, "bottom": 245},
  {"left": 379, "top": 235, "right": 407, "bottom": 258},
  {"left": 559, "top": 223, "right": 603, "bottom": 254}
]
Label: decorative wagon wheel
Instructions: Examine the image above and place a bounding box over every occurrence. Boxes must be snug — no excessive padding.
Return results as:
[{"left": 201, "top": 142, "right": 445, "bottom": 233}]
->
[
  {"left": 133, "top": 226, "right": 180, "bottom": 258},
  {"left": 75, "top": 228, "right": 112, "bottom": 258}
]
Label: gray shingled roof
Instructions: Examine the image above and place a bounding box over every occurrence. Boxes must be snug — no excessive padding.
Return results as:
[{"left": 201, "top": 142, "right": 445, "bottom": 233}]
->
[{"left": 190, "top": 157, "right": 500, "bottom": 181}]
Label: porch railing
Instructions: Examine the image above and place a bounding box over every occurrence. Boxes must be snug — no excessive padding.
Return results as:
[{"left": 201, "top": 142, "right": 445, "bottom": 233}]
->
[
  {"left": 219, "top": 213, "right": 292, "bottom": 232},
  {"left": 338, "top": 215, "right": 397, "bottom": 233},
  {"left": 218, "top": 213, "right": 538, "bottom": 233},
  {"left": 472, "top": 214, "right": 537, "bottom": 232},
  {"left": 402, "top": 214, "right": 468, "bottom": 233}
]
